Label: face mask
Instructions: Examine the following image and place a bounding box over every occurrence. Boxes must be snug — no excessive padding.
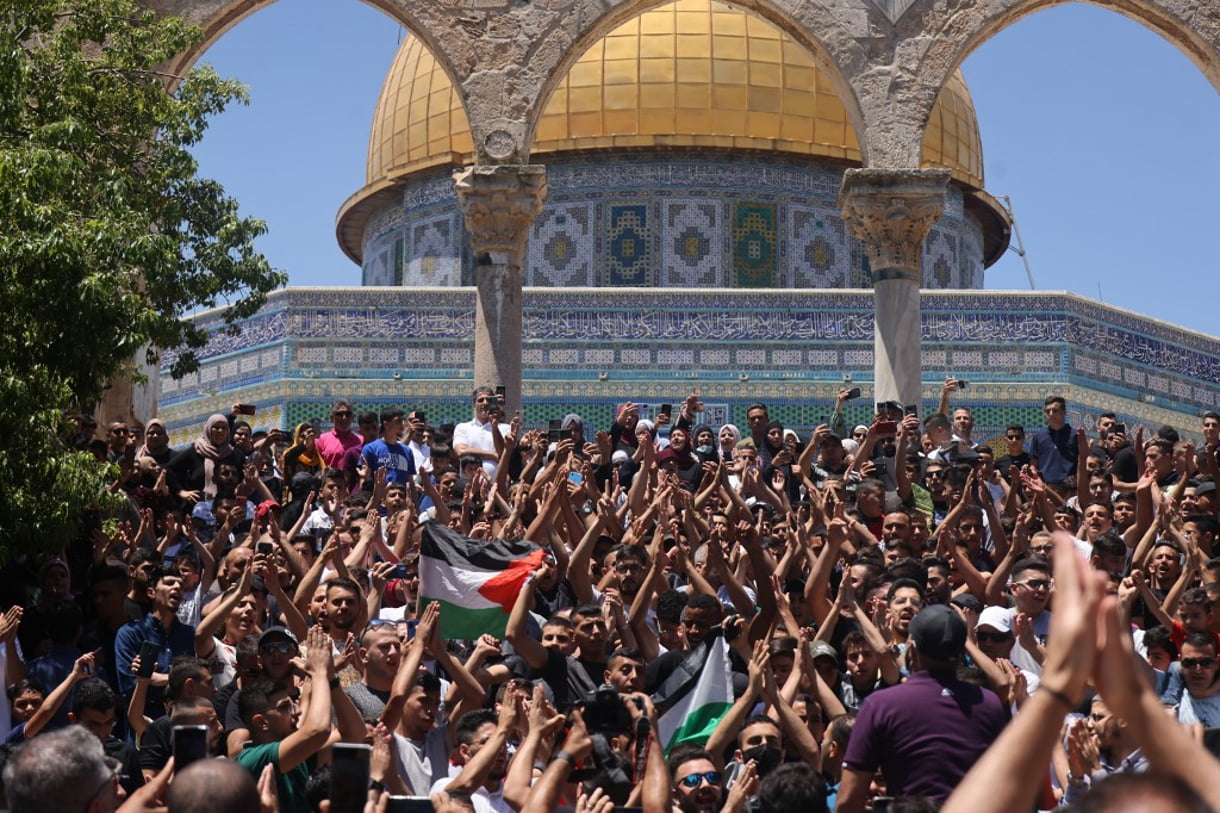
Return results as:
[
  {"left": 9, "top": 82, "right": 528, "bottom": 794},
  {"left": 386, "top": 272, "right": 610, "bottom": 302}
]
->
[
  {"left": 696, "top": 445, "right": 715, "bottom": 457},
  {"left": 741, "top": 743, "right": 782, "bottom": 776}
]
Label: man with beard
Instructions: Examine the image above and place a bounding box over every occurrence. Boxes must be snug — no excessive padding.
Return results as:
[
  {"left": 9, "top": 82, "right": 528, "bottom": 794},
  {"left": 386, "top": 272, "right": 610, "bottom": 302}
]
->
[
  {"left": 1060, "top": 695, "right": 1147, "bottom": 803},
  {"left": 115, "top": 568, "right": 195, "bottom": 721},
  {"left": 667, "top": 744, "right": 727, "bottom": 813},
  {"left": 323, "top": 576, "right": 362, "bottom": 650}
]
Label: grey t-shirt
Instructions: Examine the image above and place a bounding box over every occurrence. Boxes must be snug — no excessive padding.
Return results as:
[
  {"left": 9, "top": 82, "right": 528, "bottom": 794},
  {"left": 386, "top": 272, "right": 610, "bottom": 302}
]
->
[
  {"left": 344, "top": 682, "right": 390, "bottom": 720},
  {"left": 392, "top": 727, "right": 450, "bottom": 796}
]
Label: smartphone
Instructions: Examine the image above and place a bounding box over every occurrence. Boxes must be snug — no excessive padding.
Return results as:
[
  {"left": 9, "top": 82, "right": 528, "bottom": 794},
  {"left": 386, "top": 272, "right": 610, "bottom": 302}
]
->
[
  {"left": 172, "top": 725, "right": 210, "bottom": 769},
  {"left": 390, "top": 563, "right": 410, "bottom": 580},
  {"left": 956, "top": 380, "right": 968, "bottom": 389},
  {"left": 236, "top": 403, "right": 256, "bottom": 415},
  {"left": 406, "top": 619, "right": 419, "bottom": 640},
  {"left": 904, "top": 404, "right": 919, "bottom": 417},
  {"left": 329, "top": 743, "right": 372, "bottom": 813},
  {"left": 495, "top": 385, "right": 506, "bottom": 404},
  {"left": 874, "top": 420, "right": 898, "bottom": 435},
  {"left": 1111, "top": 423, "right": 1126, "bottom": 435},
  {"left": 659, "top": 404, "right": 672, "bottom": 417},
  {"left": 548, "top": 419, "right": 563, "bottom": 444},
  {"left": 568, "top": 471, "right": 584, "bottom": 485},
  {"left": 137, "top": 640, "right": 160, "bottom": 679},
  {"left": 412, "top": 411, "right": 426, "bottom": 424},
  {"left": 385, "top": 798, "right": 434, "bottom": 813},
  {"left": 845, "top": 387, "right": 861, "bottom": 400},
  {"left": 256, "top": 541, "right": 274, "bottom": 556}
]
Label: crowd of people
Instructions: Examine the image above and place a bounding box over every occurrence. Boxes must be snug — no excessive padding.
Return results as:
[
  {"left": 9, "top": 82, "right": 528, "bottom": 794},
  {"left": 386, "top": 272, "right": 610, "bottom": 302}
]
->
[{"left": 4, "top": 378, "right": 1220, "bottom": 812}]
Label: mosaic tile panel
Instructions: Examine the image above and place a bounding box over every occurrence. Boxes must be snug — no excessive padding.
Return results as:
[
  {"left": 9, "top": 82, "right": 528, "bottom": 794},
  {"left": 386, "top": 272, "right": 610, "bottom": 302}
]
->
[
  {"left": 732, "top": 203, "right": 778, "bottom": 288},
  {"left": 923, "top": 226, "right": 959, "bottom": 288},
  {"left": 406, "top": 214, "right": 460, "bottom": 286},
  {"left": 789, "top": 205, "right": 851, "bottom": 287},
  {"left": 660, "top": 199, "right": 724, "bottom": 287},
  {"left": 605, "top": 203, "right": 653, "bottom": 286},
  {"left": 529, "top": 204, "right": 595, "bottom": 287}
]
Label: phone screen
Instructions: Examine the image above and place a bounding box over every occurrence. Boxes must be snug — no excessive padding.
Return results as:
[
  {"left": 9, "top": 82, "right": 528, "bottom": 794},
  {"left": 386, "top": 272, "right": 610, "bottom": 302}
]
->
[
  {"left": 172, "top": 725, "right": 209, "bottom": 769},
  {"left": 257, "top": 541, "right": 274, "bottom": 556},
  {"left": 329, "top": 744, "right": 371, "bottom": 813}
]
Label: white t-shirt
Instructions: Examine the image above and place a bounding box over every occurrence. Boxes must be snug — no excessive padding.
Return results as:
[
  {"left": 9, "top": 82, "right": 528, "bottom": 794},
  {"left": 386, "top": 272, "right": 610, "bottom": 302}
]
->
[
  {"left": 428, "top": 779, "right": 513, "bottom": 813},
  {"left": 453, "top": 418, "right": 511, "bottom": 477}
]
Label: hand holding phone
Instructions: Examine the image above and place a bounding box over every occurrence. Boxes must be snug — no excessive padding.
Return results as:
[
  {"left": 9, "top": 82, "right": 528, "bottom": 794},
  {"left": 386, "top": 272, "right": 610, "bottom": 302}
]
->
[
  {"left": 172, "top": 725, "right": 209, "bottom": 769},
  {"left": 136, "top": 640, "right": 160, "bottom": 679}
]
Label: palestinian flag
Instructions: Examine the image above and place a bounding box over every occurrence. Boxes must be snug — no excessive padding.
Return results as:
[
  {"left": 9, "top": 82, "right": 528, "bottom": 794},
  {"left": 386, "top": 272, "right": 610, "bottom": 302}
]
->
[
  {"left": 419, "top": 523, "right": 547, "bottom": 640},
  {"left": 655, "top": 635, "right": 735, "bottom": 754}
]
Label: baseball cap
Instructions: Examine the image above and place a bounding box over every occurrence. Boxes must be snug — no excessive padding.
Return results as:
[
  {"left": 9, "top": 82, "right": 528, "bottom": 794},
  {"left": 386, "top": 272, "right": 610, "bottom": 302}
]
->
[
  {"left": 909, "top": 604, "right": 967, "bottom": 661},
  {"left": 258, "top": 626, "right": 299, "bottom": 648},
  {"left": 975, "top": 605, "right": 1014, "bottom": 633},
  {"left": 809, "top": 640, "right": 838, "bottom": 662}
]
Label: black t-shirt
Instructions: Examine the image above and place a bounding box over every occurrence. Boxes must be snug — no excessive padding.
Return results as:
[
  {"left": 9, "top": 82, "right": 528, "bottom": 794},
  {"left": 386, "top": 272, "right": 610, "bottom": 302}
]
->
[
  {"left": 137, "top": 715, "right": 173, "bottom": 771},
  {"left": 542, "top": 648, "right": 599, "bottom": 711},
  {"left": 995, "top": 451, "right": 1031, "bottom": 479}
]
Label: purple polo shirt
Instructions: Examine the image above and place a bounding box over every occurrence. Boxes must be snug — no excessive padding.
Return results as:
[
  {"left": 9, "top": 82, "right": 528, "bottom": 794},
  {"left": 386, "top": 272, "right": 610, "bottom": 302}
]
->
[{"left": 842, "top": 669, "right": 1008, "bottom": 801}]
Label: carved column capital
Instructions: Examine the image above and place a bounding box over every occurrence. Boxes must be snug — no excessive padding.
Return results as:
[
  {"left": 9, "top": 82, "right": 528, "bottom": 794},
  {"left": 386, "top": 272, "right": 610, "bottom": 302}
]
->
[
  {"left": 453, "top": 164, "right": 548, "bottom": 266},
  {"left": 838, "top": 168, "right": 951, "bottom": 281}
]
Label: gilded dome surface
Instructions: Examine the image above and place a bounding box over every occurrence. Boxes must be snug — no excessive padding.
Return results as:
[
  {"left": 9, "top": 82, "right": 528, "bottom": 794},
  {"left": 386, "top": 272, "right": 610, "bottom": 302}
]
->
[{"left": 340, "top": 0, "right": 987, "bottom": 262}]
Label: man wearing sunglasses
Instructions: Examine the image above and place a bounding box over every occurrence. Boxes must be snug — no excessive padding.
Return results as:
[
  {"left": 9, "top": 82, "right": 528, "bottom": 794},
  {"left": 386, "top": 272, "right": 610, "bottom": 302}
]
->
[
  {"left": 974, "top": 606, "right": 1040, "bottom": 698},
  {"left": 316, "top": 399, "right": 363, "bottom": 469},
  {"left": 668, "top": 744, "right": 724, "bottom": 813},
  {"left": 1003, "top": 558, "right": 1054, "bottom": 678},
  {"left": 1166, "top": 632, "right": 1220, "bottom": 729}
]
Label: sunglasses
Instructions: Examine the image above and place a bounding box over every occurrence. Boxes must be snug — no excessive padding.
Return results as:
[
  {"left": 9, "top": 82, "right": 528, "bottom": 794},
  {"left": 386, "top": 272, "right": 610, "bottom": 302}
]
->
[
  {"left": 679, "top": 771, "right": 722, "bottom": 789},
  {"left": 259, "top": 640, "right": 296, "bottom": 656},
  {"left": 1006, "top": 435, "right": 1024, "bottom": 440},
  {"left": 1182, "top": 657, "right": 1217, "bottom": 669},
  {"left": 1013, "top": 579, "right": 1052, "bottom": 591},
  {"left": 976, "top": 631, "right": 1013, "bottom": 643},
  {"left": 333, "top": 411, "right": 352, "bottom": 418}
]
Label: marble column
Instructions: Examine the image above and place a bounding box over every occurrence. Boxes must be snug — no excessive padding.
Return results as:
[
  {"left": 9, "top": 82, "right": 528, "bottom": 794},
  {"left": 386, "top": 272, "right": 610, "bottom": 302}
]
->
[
  {"left": 838, "top": 168, "right": 950, "bottom": 411},
  {"left": 453, "top": 164, "right": 547, "bottom": 411}
]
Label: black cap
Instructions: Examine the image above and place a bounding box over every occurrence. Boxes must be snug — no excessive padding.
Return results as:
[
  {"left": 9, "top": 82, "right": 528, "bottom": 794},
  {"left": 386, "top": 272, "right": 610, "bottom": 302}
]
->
[{"left": 909, "top": 604, "right": 967, "bottom": 662}]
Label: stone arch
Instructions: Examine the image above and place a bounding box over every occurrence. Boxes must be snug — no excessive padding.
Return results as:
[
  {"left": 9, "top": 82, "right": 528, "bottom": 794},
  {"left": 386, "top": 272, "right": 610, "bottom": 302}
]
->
[
  {"left": 500, "top": 0, "right": 874, "bottom": 166},
  {"left": 889, "top": 0, "right": 1220, "bottom": 168},
  {"left": 151, "top": 0, "right": 464, "bottom": 101}
]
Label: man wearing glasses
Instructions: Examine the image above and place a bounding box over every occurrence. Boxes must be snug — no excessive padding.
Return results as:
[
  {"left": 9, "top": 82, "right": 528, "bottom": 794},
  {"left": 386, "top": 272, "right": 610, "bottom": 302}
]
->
[
  {"left": 2, "top": 725, "right": 127, "bottom": 812},
  {"left": 668, "top": 744, "right": 726, "bottom": 813},
  {"left": 316, "top": 399, "right": 363, "bottom": 469},
  {"left": 995, "top": 424, "right": 1031, "bottom": 479},
  {"left": 1004, "top": 557, "right": 1054, "bottom": 678}
]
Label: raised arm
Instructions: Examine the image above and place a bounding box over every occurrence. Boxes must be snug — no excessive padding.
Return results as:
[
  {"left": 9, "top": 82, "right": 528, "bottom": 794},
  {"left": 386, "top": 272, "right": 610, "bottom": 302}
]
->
[{"left": 504, "top": 568, "right": 549, "bottom": 671}]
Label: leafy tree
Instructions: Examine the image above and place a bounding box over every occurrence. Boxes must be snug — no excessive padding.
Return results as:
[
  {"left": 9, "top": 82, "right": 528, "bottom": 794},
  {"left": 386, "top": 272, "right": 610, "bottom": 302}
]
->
[{"left": 0, "top": 0, "right": 285, "bottom": 560}]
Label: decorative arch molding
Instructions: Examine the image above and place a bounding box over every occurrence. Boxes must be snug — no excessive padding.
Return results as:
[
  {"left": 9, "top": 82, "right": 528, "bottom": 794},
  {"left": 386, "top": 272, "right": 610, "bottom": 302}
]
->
[
  {"left": 887, "top": 0, "right": 1220, "bottom": 167},
  {"left": 144, "top": 0, "right": 465, "bottom": 103}
]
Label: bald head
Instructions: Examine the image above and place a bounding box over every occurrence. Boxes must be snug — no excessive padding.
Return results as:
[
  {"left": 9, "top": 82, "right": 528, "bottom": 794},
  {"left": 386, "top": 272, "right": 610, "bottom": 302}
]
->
[{"left": 167, "top": 759, "right": 260, "bottom": 813}]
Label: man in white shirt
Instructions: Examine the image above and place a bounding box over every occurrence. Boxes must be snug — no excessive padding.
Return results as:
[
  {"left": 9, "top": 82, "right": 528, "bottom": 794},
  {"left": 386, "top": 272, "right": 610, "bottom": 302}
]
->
[
  {"left": 405, "top": 409, "right": 433, "bottom": 475},
  {"left": 453, "top": 386, "right": 511, "bottom": 478}
]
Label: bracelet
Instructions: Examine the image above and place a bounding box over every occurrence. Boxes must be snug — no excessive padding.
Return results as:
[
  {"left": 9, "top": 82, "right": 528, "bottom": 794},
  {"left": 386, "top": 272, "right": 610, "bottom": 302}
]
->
[
  {"left": 553, "top": 750, "right": 577, "bottom": 767},
  {"left": 1039, "top": 685, "right": 1077, "bottom": 710}
]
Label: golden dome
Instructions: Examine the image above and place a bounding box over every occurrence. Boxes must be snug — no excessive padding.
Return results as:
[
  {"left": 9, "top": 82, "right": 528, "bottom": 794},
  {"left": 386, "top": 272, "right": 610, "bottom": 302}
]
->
[{"left": 339, "top": 0, "right": 986, "bottom": 262}]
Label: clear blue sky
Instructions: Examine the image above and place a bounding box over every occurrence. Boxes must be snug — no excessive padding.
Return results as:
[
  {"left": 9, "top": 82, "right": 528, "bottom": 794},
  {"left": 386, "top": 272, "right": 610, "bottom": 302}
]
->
[{"left": 190, "top": 0, "right": 1220, "bottom": 337}]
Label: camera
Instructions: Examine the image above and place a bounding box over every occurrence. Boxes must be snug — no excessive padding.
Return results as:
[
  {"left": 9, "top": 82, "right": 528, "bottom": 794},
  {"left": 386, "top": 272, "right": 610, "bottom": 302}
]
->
[{"left": 583, "top": 685, "right": 633, "bottom": 737}]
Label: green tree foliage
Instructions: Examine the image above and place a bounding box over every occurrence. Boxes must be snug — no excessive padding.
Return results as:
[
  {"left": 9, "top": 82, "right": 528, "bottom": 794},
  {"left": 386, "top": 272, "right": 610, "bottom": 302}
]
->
[{"left": 0, "top": 0, "right": 285, "bottom": 560}]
